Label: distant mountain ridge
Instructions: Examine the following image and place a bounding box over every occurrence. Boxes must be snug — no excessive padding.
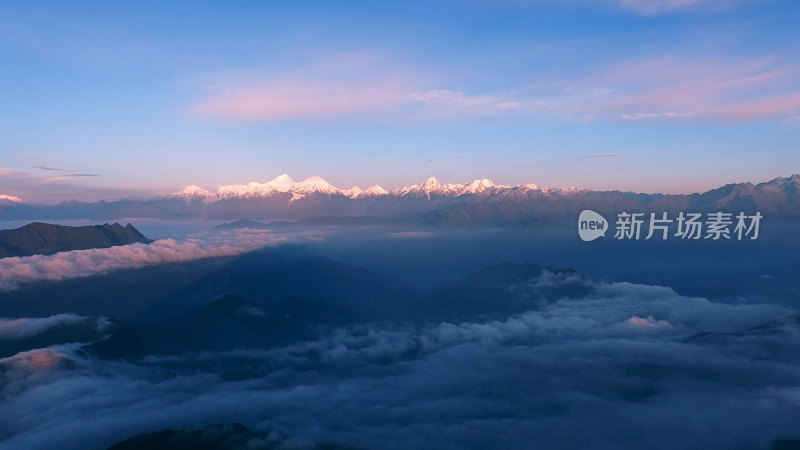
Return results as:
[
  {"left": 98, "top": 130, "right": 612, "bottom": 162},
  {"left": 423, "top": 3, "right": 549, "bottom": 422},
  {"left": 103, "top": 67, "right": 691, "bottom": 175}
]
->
[
  {"left": 1, "top": 174, "right": 798, "bottom": 223},
  {"left": 0, "top": 222, "right": 151, "bottom": 258}
]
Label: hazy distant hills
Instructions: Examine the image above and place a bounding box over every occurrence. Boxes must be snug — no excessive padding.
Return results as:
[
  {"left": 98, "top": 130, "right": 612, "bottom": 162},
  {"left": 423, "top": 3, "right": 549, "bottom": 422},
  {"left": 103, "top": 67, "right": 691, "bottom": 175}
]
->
[
  {"left": 1, "top": 174, "right": 798, "bottom": 223},
  {"left": 0, "top": 222, "right": 151, "bottom": 258}
]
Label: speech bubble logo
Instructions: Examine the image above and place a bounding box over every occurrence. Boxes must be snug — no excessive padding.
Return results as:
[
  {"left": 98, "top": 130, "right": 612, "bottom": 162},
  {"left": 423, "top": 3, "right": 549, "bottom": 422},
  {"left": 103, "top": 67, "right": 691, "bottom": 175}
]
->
[{"left": 578, "top": 210, "right": 608, "bottom": 242}]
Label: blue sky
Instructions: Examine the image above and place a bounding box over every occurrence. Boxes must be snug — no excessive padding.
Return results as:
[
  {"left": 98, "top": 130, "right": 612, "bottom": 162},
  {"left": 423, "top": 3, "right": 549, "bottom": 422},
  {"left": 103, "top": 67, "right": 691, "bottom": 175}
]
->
[{"left": 1, "top": 0, "right": 799, "bottom": 202}]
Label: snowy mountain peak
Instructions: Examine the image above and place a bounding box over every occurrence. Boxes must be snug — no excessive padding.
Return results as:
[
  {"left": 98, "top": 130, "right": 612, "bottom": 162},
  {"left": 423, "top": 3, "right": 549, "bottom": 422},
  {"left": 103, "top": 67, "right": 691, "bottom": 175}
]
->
[
  {"left": 171, "top": 185, "right": 215, "bottom": 200},
  {"left": 266, "top": 174, "right": 295, "bottom": 192},
  {"left": 422, "top": 177, "right": 441, "bottom": 190},
  {"left": 344, "top": 184, "right": 390, "bottom": 198},
  {"left": 294, "top": 176, "right": 339, "bottom": 195},
  {"left": 464, "top": 178, "right": 496, "bottom": 193},
  {"left": 756, "top": 174, "right": 800, "bottom": 192},
  {"left": 217, "top": 174, "right": 296, "bottom": 199},
  {"left": 186, "top": 174, "right": 583, "bottom": 202},
  {"left": 343, "top": 186, "right": 364, "bottom": 199},
  {"left": 365, "top": 185, "right": 389, "bottom": 196}
]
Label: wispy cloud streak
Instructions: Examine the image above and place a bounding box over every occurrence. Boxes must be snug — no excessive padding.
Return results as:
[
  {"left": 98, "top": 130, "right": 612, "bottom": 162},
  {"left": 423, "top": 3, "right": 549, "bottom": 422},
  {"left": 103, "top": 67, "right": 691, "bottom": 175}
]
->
[{"left": 579, "top": 153, "right": 624, "bottom": 159}]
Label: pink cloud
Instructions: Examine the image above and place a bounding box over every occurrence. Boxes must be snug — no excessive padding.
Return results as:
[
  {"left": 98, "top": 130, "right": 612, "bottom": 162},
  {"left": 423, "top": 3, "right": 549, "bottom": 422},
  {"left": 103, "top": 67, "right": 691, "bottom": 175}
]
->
[
  {"left": 0, "top": 194, "right": 24, "bottom": 203},
  {"left": 0, "top": 168, "right": 21, "bottom": 176},
  {"left": 193, "top": 80, "right": 534, "bottom": 122},
  {"left": 627, "top": 315, "right": 672, "bottom": 329},
  {"left": 617, "top": 0, "right": 724, "bottom": 14},
  {"left": 0, "top": 348, "right": 64, "bottom": 373},
  {"left": 191, "top": 53, "right": 800, "bottom": 124},
  {"left": 510, "top": 0, "right": 751, "bottom": 15},
  {"left": 541, "top": 56, "right": 800, "bottom": 122},
  {"left": 191, "top": 51, "right": 543, "bottom": 123},
  {"left": 585, "top": 56, "right": 800, "bottom": 122},
  {"left": 709, "top": 91, "right": 800, "bottom": 122},
  {"left": 193, "top": 78, "right": 408, "bottom": 121}
]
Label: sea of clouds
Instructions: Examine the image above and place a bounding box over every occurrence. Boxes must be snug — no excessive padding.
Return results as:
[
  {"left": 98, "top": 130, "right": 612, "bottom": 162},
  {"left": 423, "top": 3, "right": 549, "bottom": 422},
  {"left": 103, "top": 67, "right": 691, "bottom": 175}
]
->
[{"left": 1, "top": 278, "right": 799, "bottom": 449}]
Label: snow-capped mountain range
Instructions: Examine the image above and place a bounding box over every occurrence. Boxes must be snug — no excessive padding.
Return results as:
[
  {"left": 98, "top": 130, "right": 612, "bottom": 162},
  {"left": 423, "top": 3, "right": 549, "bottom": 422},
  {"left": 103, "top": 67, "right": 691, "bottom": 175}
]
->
[
  {"left": 1, "top": 174, "right": 798, "bottom": 223},
  {"left": 170, "top": 174, "right": 582, "bottom": 202}
]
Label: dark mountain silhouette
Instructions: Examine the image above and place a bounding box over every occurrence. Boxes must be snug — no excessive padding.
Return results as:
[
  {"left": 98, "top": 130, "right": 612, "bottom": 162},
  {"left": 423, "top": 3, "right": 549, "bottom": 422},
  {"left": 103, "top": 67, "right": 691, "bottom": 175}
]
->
[
  {"left": 0, "top": 222, "right": 151, "bottom": 258},
  {"left": 773, "top": 440, "right": 800, "bottom": 450},
  {"left": 104, "top": 423, "right": 353, "bottom": 450}
]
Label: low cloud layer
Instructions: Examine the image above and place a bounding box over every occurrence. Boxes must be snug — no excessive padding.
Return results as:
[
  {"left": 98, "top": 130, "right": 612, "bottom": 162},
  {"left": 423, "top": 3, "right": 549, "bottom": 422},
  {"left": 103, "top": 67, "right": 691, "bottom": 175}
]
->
[
  {"left": 0, "top": 230, "right": 286, "bottom": 291},
  {"left": 0, "top": 314, "right": 110, "bottom": 340},
  {"left": 1, "top": 279, "right": 799, "bottom": 449}
]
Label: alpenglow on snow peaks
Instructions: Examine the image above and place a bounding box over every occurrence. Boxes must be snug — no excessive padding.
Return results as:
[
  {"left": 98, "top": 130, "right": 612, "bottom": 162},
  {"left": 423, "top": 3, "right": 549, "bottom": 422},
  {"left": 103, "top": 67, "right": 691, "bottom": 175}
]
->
[{"left": 170, "top": 174, "right": 583, "bottom": 202}]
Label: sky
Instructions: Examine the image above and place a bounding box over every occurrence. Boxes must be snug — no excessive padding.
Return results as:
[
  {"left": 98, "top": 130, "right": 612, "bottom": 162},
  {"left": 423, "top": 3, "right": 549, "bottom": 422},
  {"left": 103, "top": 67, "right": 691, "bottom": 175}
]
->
[{"left": 1, "top": 0, "right": 800, "bottom": 202}]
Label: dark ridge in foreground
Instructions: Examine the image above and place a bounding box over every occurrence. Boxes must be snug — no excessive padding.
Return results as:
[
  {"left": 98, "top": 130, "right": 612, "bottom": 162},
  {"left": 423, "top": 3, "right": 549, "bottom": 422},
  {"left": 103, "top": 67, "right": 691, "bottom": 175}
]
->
[
  {"left": 104, "top": 423, "right": 353, "bottom": 450},
  {"left": 0, "top": 222, "right": 151, "bottom": 258}
]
